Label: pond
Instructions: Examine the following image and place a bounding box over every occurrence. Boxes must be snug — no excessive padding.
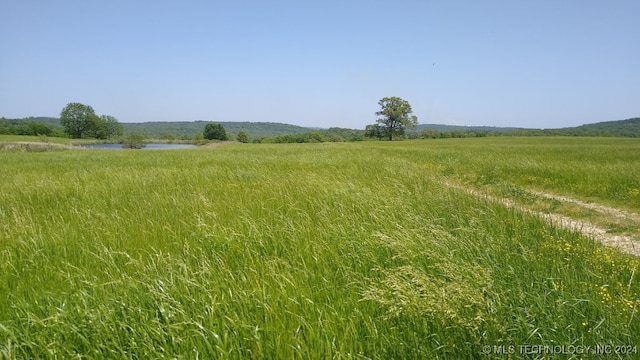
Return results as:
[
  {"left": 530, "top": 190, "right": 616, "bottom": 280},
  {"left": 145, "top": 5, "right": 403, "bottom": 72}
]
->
[{"left": 82, "top": 143, "right": 197, "bottom": 150}]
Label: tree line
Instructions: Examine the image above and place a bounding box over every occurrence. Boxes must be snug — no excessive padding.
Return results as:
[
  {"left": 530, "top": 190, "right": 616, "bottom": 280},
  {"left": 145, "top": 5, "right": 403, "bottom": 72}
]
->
[
  {"left": 125, "top": 121, "right": 312, "bottom": 140},
  {"left": 0, "top": 104, "right": 124, "bottom": 139},
  {"left": 3, "top": 99, "right": 637, "bottom": 141},
  {"left": 0, "top": 117, "right": 66, "bottom": 137}
]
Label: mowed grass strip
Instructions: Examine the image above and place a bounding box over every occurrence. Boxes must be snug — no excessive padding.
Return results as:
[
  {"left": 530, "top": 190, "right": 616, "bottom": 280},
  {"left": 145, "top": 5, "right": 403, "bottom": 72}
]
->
[{"left": 0, "top": 139, "right": 638, "bottom": 358}]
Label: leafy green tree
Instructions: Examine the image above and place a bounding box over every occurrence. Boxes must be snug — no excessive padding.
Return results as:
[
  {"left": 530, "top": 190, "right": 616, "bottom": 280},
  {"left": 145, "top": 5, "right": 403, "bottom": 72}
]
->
[
  {"left": 236, "top": 130, "right": 249, "bottom": 143},
  {"left": 27, "top": 122, "right": 52, "bottom": 136},
  {"left": 83, "top": 114, "right": 107, "bottom": 139},
  {"left": 59, "top": 103, "right": 123, "bottom": 139},
  {"left": 420, "top": 129, "right": 439, "bottom": 139},
  {"left": 102, "top": 115, "right": 123, "bottom": 139},
  {"left": 204, "top": 123, "right": 228, "bottom": 140},
  {"left": 375, "top": 96, "right": 418, "bottom": 140},
  {"left": 308, "top": 131, "right": 326, "bottom": 143},
  {"left": 60, "top": 102, "right": 97, "bottom": 138},
  {"left": 364, "top": 124, "right": 385, "bottom": 140}
]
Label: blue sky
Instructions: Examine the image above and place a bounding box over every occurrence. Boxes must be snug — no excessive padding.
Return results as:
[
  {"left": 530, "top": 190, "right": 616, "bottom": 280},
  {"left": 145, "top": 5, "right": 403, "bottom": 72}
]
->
[{"left": 1, "top": 1, "right": 638, "bottom": 129}]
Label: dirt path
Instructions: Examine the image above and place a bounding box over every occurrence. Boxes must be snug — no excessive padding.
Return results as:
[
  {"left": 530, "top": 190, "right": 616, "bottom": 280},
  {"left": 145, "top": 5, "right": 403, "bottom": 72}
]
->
[
  {"left": 528, "top": 190, "right": 640, "bottom": 223},
  {"left": 444, "top": 181, "right": 640, "bottom": 257}
]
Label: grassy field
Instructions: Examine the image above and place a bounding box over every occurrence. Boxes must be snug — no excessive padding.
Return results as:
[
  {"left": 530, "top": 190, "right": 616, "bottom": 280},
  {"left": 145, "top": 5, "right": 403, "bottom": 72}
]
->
[{"left": 1, "top": 137, "right": 639, "bottom": 358}]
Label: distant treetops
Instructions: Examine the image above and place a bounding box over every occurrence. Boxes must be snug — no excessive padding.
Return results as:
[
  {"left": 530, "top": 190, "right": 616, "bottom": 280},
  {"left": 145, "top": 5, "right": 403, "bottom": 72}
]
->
[
  {"left": 365, "top": 96, "right": 418, "bottom": 141},
  {"left": 202, "top": 123, "right": 251, "bottom": 143},
  {"left": 59, "top": 102, "right": 123, "bottom": 139},
  {"left": 201, "top": 97, "right": 420, "bottom": 143}
]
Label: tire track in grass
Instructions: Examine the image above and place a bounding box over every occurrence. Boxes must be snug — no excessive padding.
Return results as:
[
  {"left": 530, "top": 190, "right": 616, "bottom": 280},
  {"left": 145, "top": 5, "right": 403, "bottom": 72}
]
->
[
  {"left": 528, "top": 190, "right": 640, "bottom": 223},
  {"left": 443, "top": 180, "right": 640, "bottom": 257}
]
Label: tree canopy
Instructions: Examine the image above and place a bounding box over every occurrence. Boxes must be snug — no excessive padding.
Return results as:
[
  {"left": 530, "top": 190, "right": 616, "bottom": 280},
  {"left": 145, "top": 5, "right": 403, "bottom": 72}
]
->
[
  {"left": 101, "top": 115, "right": 124, "bottom": 139},
  {"left": 373, "top": 96, "right": 418, "bottom": 140},
  {"left": 60, "top": 103, "right": 96, "bottom": 138},
  {"left": 203, "top": 123, "right": 228, "bottom": 141},
  {"left": 364, "top": 124, "right": 385, "bottom": 140},
  {"left": 236, "top": 130, "right": 249, "bottom": 143},
  {"left": 59, "top": 103, "right": 122, "bottom": 139}
]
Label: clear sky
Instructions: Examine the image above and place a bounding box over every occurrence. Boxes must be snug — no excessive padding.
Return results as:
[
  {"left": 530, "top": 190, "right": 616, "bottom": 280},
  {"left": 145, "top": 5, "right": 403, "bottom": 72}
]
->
[{"left": 1, "top": 1, "right": 638, "bottom": 129}]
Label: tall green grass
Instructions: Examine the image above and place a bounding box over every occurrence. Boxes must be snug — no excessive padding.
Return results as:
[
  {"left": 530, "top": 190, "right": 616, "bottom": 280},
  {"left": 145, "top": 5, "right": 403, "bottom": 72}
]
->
[
  {"left": 1, "top": 139, "right": 638, "bottom": 358},
  {"left": 385, "top": 137, "right": 640, "bottom": 211}
]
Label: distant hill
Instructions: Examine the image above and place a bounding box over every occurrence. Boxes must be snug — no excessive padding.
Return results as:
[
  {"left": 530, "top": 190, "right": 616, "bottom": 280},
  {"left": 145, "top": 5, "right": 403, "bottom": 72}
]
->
[
  {"left": 0, "top": 117, "right": 316, "bottom": 139},
  {"left": 411, "top": 124, "right": 524, "bottom": 134},
  {"left": 2, "top": 116, "right": 639, "bottom": 139},
  {"left": 0, "top": 116, "right": 65, "bottom": 136},
  {"left": 552, "top": 117, "right": 640, "bottom": 137},
  {"left": 0, "top": 116, "right": 61, "bottom": 127},
  {"left": 411, "top": 118, "right": 640, "bottom": 138},
  {"left": 122, "top": 121, "right": 314, "bottom": 139}
]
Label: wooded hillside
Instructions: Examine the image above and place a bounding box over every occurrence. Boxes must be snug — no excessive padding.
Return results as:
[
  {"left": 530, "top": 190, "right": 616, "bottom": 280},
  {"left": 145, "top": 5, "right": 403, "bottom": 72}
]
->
[
  {"left": 2, "top": 116, "right": 639, "bottom": 139},
  {"left": 122, "top": 121, "right": 313, "bottom": 139}
]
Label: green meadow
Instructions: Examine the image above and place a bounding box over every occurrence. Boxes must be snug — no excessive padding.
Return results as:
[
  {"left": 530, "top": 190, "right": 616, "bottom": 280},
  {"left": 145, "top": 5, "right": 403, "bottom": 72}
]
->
[{"left": 1, "top": 137, "right": 639, "bottom": 358}]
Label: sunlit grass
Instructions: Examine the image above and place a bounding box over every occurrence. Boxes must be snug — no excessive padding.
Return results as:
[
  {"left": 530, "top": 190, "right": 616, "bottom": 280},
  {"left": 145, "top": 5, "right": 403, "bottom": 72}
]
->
[
  {"left": 392, "top": 137, "right": 640, "bottom": 242},
  {"left": 1, "top": 139, "right": 639, "bottom": 358},
  {"left": 402, "top": 137, "right": 640, "bottom": 211}
]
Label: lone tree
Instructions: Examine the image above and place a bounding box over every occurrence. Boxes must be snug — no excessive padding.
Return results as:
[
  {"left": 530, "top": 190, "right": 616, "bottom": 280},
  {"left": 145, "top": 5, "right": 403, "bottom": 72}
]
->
[
  {"left": 204, "top": 123, "right": 228, "bottom": 141},
  {"left": 60, "top": 102, "right": 97, "bottom": 138},
  {"left": 374, "top": 96, "right": 418, "bottom": 140}
]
